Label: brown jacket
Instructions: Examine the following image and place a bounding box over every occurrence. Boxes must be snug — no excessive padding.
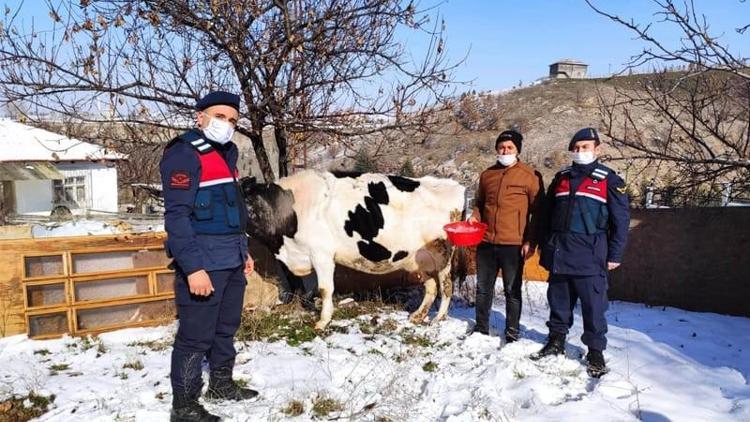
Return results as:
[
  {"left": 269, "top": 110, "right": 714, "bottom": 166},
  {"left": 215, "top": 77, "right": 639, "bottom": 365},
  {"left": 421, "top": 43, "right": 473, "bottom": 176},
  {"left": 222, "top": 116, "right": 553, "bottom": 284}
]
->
[{"left": 471, "top": 161, "right": 545, "bottom": 247}]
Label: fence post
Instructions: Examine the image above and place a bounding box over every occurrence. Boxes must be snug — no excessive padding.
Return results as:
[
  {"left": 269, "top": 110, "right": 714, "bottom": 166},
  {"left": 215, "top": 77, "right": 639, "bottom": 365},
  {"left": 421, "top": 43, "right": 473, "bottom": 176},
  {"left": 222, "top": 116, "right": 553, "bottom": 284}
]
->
[
  {"left": 645, "top": 185, "right": 654, "bottom": 208},
  {"left": 721, "top": 182, "right": 732, "bottom": 207}
]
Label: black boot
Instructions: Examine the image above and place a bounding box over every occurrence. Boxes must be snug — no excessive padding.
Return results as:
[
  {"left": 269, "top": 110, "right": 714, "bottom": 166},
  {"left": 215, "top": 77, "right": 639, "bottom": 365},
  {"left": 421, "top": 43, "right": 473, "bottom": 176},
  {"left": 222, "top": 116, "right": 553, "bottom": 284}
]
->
[
  {"left": 205, "top": 367, "right": 259, "bottom": 401},
  {"left": 504, "top": 328, "right": 520, "bottom": 344},
  {"left": 530, "top": 333, "right": 566, "bottom": 360},
  {"left": 171, "top": 394, "right": 220, "bottom": 422},
  {"left": 468, "top": 322, "right": 489, "bottom": 336},
  {"left": 586, "top": 349, "right": 609, "bottom": 378}
]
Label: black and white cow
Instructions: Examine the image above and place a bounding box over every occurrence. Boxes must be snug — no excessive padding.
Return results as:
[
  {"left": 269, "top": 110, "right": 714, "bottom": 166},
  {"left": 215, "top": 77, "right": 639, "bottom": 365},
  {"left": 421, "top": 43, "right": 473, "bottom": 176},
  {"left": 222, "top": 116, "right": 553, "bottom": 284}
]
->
[{"left": 240, "top": 170, "right": 465, "bottom": 330}]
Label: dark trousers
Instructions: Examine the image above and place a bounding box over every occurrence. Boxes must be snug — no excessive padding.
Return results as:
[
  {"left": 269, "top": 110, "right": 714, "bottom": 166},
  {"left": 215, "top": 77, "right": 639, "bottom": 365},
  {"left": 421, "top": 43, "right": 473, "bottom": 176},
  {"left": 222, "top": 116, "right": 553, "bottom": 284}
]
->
[
  {"left": 171, "top": 265, "right": 246, "bottom": 399},
  {"left": 546, "top": 273, "right": 609, "bottom": 351},
  {"left": 475, "top": 243, "right": 524, "bottom": 337}
]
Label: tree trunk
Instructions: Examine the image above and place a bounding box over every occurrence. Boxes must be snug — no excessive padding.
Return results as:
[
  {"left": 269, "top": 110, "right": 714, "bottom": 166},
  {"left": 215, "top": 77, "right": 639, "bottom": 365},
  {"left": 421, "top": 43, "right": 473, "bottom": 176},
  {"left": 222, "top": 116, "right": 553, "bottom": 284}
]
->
[
  {"left": 241, "top": 127, "right": 276, "bottom": 183},
  {"left": 274, "top": 125, "right": 290, "bottom": 178}
]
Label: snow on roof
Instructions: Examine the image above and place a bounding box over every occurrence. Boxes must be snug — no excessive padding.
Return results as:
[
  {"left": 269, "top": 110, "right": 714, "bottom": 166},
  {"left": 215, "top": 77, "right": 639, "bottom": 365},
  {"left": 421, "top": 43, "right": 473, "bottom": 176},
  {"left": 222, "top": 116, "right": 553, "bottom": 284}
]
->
[{"left": 0, "top": 119, "right": 125, "bottom": 162}]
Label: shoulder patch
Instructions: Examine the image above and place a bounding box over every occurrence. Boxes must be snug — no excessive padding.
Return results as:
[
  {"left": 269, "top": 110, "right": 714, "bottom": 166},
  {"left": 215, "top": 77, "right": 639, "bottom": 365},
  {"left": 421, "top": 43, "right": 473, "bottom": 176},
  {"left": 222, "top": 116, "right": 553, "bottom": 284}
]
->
[
  {"left": 616, "top": 186, "right": 627, "bottom": 194},
  {"left": 170, "top": 170, "right": 191, "bottom": 190},
  {"left": 591, "top": 167, "right": 608, "bottom": 181}
]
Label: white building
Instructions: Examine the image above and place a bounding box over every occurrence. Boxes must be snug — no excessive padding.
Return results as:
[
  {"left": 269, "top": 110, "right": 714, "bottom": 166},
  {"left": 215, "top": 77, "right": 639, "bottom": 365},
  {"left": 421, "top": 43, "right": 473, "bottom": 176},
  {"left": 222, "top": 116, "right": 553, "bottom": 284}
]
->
[{"left": 0, "top": 119, "right": 126, "bottom": 216}]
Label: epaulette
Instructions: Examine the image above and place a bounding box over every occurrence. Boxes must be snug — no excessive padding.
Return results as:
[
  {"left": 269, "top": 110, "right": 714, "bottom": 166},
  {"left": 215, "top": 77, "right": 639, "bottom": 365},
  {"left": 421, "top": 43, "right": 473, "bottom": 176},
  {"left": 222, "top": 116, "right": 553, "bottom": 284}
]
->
[
  {"left": 591, "top": 165, "right": 609, "bottom": 181},
  {"left": 178, "top": 130, "right": 214, "bottom": 154}
]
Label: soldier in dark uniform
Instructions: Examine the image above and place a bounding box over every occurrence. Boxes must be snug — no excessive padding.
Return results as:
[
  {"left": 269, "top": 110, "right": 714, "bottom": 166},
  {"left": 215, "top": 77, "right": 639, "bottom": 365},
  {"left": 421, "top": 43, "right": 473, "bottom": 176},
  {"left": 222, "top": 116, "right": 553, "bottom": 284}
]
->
[
  {"left": 161, "top": 91, "right": 259, "bottom": 422},
  {"left": 531, "top": 127, "right": 630, "bottom": 378}
]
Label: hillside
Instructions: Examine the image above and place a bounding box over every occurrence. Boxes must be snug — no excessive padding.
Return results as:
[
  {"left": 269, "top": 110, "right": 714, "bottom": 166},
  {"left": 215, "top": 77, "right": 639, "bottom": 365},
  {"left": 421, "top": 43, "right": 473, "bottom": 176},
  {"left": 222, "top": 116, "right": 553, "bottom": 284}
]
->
[{"left": 289, "top": 77, "right": 643, "bottom": 194}]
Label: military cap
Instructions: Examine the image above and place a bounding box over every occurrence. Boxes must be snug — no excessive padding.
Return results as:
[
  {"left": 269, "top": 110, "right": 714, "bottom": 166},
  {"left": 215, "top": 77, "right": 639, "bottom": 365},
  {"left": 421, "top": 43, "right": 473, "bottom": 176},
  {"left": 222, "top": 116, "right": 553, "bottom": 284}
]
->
[
  {"left": 196, "top": 91, "right": 240, "bottom": 111},
  {"left": 569, "top": 127, "right": 600, "bottom": 151}
]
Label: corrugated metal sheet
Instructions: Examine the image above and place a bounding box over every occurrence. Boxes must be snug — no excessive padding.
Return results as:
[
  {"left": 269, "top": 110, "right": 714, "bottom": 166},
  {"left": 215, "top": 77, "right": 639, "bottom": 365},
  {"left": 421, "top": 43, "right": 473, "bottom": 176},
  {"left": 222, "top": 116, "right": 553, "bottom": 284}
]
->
[{"left": 0, "top": 162, "right": 63, "bottom": 181}]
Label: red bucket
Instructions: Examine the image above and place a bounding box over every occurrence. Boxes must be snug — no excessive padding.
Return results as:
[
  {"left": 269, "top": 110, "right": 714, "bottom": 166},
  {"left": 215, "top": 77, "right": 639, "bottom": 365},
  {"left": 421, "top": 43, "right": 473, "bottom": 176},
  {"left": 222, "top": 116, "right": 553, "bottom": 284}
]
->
[{"left": 443, "top": 221, "right": 488, "bottom": 247}]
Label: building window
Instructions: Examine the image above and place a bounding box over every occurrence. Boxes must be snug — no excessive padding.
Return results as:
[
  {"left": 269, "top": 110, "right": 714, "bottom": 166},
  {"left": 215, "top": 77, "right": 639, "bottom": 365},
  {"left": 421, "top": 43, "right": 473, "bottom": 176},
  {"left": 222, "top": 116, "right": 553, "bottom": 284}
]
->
[{"left": 53, "top": 176, "right": 87, "bottom": 207}]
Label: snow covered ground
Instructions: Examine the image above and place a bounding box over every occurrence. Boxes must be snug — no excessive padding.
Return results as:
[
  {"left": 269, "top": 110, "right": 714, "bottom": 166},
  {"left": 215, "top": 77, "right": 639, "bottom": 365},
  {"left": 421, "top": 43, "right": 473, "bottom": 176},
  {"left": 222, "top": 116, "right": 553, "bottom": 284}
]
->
[
  {"left": 1, "top": 281, "right": 749, "bottom": 421},
  {"left": 30, "top": 219, "right": 164, "bottom": 237}
]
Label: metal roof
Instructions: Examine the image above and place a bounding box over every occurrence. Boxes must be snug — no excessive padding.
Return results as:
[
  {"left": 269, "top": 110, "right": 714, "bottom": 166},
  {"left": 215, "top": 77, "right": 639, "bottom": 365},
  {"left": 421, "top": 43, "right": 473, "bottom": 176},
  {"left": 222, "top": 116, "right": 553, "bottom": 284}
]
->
[{"left": 0, "top": 161, "right": 63, "bottom": 181}]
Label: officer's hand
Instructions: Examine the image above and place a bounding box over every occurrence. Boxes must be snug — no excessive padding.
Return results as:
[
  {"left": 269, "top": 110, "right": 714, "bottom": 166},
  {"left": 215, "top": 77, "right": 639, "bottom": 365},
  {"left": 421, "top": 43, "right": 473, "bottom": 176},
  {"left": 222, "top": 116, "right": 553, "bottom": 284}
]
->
[
  {"left": 467, "top": 214, "right": 479, "bottom": 223},
  {"left": 187, "top": 270, "right": 214, "bottom": 296},
  {"left": 521, "top": 244, "right": 534, "bottom": 261},
  {"left": 244, "top": 255, "right": 255, "bottom": 275},
  {"left": 607, "top": 262, "right": 621, "bottom": 271}
]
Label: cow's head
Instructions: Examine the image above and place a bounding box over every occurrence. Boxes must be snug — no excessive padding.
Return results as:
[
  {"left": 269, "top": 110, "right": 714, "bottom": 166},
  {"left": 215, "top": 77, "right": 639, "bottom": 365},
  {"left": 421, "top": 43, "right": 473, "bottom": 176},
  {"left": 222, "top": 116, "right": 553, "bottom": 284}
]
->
[{"left": 239, "top": 176, "right": 298, "bottom": 253}]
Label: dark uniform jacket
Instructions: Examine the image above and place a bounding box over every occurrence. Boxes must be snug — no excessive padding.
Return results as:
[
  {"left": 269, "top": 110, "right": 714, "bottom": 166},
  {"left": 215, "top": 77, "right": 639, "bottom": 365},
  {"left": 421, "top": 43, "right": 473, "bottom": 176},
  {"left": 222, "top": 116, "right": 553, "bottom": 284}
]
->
[
  {"left": 159, "top": 129, "right": 249, "bottom": 275},
  {"left": 539, "top": 161, "right": 630, "bottom": 275}
]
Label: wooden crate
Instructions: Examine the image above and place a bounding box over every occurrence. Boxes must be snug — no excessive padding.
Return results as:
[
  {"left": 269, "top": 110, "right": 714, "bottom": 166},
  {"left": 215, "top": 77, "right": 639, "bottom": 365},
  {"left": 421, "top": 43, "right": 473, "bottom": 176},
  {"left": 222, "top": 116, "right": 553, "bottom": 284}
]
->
[{"left": 0, "top": 232, "right": 176, "bottom": 339}]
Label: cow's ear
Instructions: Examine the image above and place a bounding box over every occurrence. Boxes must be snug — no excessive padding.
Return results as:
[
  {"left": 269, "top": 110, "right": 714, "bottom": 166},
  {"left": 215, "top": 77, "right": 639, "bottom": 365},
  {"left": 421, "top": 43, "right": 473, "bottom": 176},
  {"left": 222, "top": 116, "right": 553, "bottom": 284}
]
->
[{"left": 239, "top": 176, "right": 257, "bottom": 195}]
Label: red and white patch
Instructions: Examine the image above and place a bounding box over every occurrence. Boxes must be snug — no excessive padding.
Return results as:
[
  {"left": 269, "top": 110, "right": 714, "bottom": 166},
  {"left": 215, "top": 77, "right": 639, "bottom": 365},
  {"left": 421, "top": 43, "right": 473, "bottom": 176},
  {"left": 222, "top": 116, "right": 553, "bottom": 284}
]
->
[
  {"left": 170, "top": 170, "right": 191, "bottom": 189},
  {"left": 555, "top": 177, "right": 571, "bottom": 197},
  {"left": 555, "top": 174, "right": 608, "bottom": 203},
  {"left": 197, "top": 151, "right": 234, "bottom": 187}
]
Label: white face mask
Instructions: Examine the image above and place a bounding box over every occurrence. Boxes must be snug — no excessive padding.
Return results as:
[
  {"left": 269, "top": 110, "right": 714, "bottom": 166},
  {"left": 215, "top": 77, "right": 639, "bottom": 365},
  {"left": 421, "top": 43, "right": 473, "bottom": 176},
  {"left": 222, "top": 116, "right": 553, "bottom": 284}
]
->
[
  {"left": 203, "top": 117, "right": 235, "bottom": 145},
  {"left": 570, "top": 151, "right": 596, "bottom": 165},
  {"left": 496, "top": 154, "right": 517, "bottom": 167}
]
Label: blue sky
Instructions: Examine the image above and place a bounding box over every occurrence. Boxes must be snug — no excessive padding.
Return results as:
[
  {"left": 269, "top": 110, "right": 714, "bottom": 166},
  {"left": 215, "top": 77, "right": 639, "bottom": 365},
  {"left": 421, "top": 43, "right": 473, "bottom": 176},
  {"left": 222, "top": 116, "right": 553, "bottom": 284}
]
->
[
  {"left": 406, "top": 0, "right": 749, "bottom": 91},
  {"left": 4, "top": 0, "right": 748, "bottom": 94}
]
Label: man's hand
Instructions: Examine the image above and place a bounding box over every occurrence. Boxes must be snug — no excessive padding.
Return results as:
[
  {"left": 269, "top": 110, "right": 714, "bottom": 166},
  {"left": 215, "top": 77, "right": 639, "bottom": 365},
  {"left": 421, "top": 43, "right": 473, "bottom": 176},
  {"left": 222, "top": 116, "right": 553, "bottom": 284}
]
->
[
  {"left": 187, "top": 270, "right": 214, "bottom": 296},
  {"left": 244, "top": 255, "right": 255, "bottom": 275},
  {"left": 607, "top": 262, "right": 621, "bottom": 271},
  {"left": 521, "top": 243, "right": 535, "bottom": 261},
  {"left": 467, "top": 214, "right": 479, "bottom": 223}
]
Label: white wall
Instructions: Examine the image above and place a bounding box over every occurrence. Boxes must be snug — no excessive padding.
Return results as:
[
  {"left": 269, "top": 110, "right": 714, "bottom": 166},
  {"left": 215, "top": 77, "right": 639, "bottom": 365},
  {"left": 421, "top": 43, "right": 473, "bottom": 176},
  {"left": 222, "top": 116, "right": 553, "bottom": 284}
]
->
[
  {"left": 55, "top": 162, "right": 119, "bottom": 213},
  {"left": 89, "top": 165, "right": 118, "bottom": 212},
  {"left": 14, "top": 179, "right": 53, "bottom": 215}
]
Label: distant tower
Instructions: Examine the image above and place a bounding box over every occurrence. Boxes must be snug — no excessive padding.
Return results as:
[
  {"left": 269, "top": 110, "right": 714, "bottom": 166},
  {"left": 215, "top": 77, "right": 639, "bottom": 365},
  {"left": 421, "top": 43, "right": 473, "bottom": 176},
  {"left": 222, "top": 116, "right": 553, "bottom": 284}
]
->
[{"left": 549, "top": 59, "right": 589, "bottom": 79}]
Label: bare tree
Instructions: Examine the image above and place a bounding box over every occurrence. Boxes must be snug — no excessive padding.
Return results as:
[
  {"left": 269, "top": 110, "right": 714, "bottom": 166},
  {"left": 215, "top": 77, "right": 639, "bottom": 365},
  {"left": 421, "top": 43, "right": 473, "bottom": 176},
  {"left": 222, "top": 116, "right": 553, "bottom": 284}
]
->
[
  {"left": 588, "top": 0, "right": 750, "bottom": 203},
  {"left": 0, "top": 0, "right": 460, "bottom": 182}
]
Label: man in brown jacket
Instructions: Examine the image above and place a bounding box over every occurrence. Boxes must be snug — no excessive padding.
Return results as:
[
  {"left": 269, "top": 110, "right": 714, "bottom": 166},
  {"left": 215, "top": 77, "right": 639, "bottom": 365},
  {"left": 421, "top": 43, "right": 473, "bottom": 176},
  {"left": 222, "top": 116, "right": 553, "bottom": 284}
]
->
[{"left": 468, "top": 130, "right": 545, "bottom": 343}]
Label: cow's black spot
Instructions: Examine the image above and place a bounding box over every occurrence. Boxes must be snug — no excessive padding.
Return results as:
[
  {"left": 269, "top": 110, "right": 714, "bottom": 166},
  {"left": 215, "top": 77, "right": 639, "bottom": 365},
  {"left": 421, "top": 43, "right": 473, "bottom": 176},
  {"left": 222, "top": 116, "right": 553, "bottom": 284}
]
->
[
  {"left": 388, "top": 175, "right": 420, "bottom": 192},
  {"left": 392, "top": 251, "right": 408, "bottom": 262},
  {"left": 368, "top": 181, "right": 389, "bottom": 205},
  {"left": 344, "top": 181, "right": 393, "bottom": 263},
  {"left": 357, "top": 241, "right": 392, "bottom": 262},
  {"left": 240, "top": 180, "right": 298, "bottom": 254},
  {"left": 344, "top": 197, "right": 384, "bottom": 239},
  {"left": 332, "top": 171, "right": 363, "bottom": 179}
]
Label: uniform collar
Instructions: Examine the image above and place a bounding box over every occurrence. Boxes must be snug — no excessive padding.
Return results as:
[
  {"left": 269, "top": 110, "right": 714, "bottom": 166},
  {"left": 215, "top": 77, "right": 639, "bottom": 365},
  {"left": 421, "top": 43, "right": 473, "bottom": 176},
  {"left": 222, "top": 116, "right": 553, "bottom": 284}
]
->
[{"left": 570, "top": 160, "right": 598, "bottom": 177}]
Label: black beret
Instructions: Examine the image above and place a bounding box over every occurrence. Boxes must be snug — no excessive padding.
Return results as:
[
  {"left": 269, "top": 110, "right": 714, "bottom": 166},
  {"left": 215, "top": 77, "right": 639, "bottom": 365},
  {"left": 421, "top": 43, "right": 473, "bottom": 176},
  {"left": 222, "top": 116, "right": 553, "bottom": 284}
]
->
[
  {"left": 495, "top": 129, "right": 523, "bottom": 153},
  {"left": 568, "top": 127, "right": 600, "bottom": 151},
  {"left": 196, "top": 91, "right": 240, "bottom": 111}
]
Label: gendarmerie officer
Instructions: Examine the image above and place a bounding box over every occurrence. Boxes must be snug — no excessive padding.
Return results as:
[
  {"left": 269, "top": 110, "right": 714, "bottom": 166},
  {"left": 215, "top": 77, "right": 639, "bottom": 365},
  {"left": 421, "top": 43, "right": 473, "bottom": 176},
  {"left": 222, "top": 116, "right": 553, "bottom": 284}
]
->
[
  {"left": 161, "top": 91, "right": 258, "bottom": 421},
  {"left": 531, "top": 127, "right": 630, "bottom": 378}
]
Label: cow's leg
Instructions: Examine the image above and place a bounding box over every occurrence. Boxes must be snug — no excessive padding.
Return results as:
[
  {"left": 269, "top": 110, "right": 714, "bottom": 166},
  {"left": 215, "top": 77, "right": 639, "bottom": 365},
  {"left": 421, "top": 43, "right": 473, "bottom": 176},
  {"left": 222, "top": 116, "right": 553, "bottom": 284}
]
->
[
  {"left": 312, "top": 257, "right": 336, "bottom": 331},
  {"left": 433, "top": 263, "right": 453, "bottom": 323},
  {"left": 409, "top": 275, "right": 437, "bottom": 324}
]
